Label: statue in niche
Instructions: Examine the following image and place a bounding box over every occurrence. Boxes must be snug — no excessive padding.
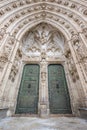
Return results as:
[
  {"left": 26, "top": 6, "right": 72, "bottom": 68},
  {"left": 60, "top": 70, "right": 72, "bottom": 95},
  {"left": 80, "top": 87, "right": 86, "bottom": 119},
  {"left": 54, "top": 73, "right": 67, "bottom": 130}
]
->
[
  {"left": 40, "top": 30, "right": 47, "bottom": 45},
  {"left": 72, "top": 35, "right": 87, "bottom": 61},
  {"left": 34, "top": 29, "right": 50, "bottom": 46},
  {"left": 71, "top": 36, "right": 87, "bottom": 82},
  {"left": 41, "top": 72, "right": 46, "bottom": 81}
]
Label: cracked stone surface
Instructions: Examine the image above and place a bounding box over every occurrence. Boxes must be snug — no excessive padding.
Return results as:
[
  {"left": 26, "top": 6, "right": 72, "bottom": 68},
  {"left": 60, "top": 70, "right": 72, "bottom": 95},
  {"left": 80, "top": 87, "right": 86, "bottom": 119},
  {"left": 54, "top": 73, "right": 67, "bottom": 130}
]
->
[{"left": 0, "top": 117, "right": 87, "bottom": 130}]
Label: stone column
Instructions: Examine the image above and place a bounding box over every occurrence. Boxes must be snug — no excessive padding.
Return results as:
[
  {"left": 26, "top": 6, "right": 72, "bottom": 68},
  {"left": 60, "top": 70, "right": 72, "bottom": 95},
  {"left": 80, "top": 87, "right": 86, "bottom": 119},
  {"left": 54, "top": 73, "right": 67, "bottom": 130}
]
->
[
  {"left": 68, "top": 35, "right": 87, "bottom": 107},
  {"left": 0, "top": 37, "right": 20, "bottom": 108},
  {"left": 39, "top": 59, "right": 49, "bottom": 117}
]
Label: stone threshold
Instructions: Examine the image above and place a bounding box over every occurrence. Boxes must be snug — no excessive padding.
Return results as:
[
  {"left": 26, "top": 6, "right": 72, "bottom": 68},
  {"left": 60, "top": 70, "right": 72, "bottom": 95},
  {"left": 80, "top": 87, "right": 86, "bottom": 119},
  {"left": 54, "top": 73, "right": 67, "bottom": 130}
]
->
[
  {"left": 13, "top": 114, "right": 39, "bottom": 117},
  {"left": 50, "top": 114, "right": 74, "bottom": 117},
  {"left": 13, "top": 114, "right": 74, "bottom": 118},
  {"left": 0, "top": 108, "right": 8, "bottom": 110},
  {"left": 79, "top": 107, "right": 87, "bottom": 119},
  {"left": 79, "top": 107, "right": 87, "bottom": 111}
]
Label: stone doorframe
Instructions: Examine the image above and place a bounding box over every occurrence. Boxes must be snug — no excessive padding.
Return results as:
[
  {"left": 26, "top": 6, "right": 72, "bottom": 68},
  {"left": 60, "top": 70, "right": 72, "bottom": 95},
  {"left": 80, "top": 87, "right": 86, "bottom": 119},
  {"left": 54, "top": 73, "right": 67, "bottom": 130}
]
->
[
  {"left": 1, "top": 22, "right": 87, "bottom": 117},
  {"left": 13, "top": 59, "right": 74, "bottom": 117}
]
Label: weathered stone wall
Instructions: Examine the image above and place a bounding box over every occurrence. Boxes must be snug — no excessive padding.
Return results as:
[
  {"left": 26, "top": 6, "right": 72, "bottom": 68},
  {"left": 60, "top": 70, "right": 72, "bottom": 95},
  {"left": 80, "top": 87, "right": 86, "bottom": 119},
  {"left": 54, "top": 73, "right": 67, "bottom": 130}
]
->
[{"left": 0, "top": 0, "right": 87, "bottom": 117}]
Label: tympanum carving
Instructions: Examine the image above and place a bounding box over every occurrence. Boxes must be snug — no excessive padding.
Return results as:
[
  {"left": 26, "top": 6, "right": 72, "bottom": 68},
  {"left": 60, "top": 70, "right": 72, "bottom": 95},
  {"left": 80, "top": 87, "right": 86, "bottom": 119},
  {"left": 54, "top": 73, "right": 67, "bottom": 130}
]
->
[{"left": 21, "top": 23, "right": 65, "bottom": 59}]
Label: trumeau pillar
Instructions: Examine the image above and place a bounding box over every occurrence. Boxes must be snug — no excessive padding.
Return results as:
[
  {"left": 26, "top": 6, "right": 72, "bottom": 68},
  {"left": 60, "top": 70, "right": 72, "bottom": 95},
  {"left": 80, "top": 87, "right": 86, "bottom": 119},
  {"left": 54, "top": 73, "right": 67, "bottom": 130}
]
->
[{"left": 39, "top": 53, "right": 49, "bottom": 117}]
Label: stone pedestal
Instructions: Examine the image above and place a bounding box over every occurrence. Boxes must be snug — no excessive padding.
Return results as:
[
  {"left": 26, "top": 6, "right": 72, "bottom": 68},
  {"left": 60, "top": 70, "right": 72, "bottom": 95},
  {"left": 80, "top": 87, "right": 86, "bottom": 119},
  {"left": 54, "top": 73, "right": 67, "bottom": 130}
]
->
[
  {"left": 0, "top": 108, "right": 8, "bottom": 120},
  {"left": 40, "top": 104, "right": 49, "bottom": 118},
  {"left": 79, "top": 108, "right": 87, "bottom": 119}
]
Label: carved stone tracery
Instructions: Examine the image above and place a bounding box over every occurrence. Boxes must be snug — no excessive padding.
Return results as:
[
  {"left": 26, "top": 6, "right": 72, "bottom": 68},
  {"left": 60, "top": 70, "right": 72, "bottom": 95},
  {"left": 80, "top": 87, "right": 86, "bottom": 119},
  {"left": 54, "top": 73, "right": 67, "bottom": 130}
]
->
[
  {"left": 0, "top": 28, "right": 5, "bottom": 43},
  {"left": 21, "top": 23, "right": 65, "bottom": 60},
  {"left": 9, "top": 49, "right": 22, "bottom": 82},
  {"left": 0, "top": 55, "right": 8, "bottom": 72},
  {"left": 71, "top": 34, "right": 87, "bottom": 82},
  {"left": 0, "top": 0, "right": 87, "bottom": 44},
  {"left": 65, "top": 48, "right": 79, "bottom": 82}
]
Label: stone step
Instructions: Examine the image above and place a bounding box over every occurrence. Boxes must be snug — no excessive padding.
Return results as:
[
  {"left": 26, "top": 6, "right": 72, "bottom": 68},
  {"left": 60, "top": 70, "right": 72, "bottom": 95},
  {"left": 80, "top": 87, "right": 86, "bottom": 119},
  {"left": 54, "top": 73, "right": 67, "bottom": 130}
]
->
[
  {"left": 79, "top": 107, "right": 87, "bottom": 119},
  {"left": 13, "top": 114, "right": 38, "bottom": 117},
  {"left": 50, "top": 114, "right": 74, "bottom": 117},
  {"left": 13, "top": 114, "right": 74, "bottom": 118}
]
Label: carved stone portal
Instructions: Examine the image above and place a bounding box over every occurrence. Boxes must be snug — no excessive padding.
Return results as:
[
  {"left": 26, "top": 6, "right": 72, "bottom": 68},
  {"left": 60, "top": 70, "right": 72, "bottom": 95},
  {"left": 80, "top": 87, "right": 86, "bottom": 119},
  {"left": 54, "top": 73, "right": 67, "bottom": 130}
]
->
[
  {"left": 1, "top": 23, "right": 85, "bottom": 117},
  {"left": 19, "top": 23, "right": 69, "bottom": 117}
]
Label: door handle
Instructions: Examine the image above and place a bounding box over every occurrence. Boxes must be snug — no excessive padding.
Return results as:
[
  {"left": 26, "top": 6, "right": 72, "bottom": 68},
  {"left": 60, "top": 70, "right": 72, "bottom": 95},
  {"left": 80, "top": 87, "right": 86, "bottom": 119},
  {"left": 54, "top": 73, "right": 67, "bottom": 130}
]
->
[
  {"left": 28, "top": 84, "right": 31, "bottom": 88},
  {"left": 56, "top": 84, "right": 59, "bottom": 89},
  {"left": 28, "top": 84, "right": 31, "bottom": 93},
  {"left": 56, "top": 84, "right": 59, "bottom": 93}
]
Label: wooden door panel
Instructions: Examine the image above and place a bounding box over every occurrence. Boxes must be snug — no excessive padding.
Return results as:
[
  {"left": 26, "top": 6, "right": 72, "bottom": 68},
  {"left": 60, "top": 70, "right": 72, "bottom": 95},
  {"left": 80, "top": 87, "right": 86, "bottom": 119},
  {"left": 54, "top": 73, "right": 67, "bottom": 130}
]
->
[
  {"left": 48, "top": 64, "right": 72, "bottom": 114},
  {"left": 15, "top": 64, "right": 39, "bottom": 114}
]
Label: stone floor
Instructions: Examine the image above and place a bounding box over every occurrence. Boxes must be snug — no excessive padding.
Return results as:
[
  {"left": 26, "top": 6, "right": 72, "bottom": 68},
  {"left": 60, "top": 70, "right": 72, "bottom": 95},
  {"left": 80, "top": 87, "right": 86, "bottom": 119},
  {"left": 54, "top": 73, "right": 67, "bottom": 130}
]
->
[{"left": 0, "top": 117, "right": 87, "bottom": 130}]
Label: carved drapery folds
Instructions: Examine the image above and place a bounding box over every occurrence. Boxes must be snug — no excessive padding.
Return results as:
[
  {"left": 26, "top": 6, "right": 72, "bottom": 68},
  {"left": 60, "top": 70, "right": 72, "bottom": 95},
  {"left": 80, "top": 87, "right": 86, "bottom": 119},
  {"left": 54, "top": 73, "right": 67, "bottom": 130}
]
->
[
  {"left": 9, "top": 49, "right": 22, "bottom": 82},
  {"left": 40, "top": 60, "right": 47, "bottom": 105},
  {"left": 71, "top": 34, "right": 87, "bottom": 82}
]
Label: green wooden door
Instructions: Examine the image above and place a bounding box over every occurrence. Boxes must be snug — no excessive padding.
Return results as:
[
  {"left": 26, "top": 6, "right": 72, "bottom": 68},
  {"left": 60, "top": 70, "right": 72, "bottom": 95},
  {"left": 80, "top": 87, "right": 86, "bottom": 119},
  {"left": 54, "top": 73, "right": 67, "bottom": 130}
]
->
[
  {"left": 48, "top": 64, "right": 72, "bottom": 114},
  {"left": 15, "top": 64, "right": 39, "bottom": 114}
]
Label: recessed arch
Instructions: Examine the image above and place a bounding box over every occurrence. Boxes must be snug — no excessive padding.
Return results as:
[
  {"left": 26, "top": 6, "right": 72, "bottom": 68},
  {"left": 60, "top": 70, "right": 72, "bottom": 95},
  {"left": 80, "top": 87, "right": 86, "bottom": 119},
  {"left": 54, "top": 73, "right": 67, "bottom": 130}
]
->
[
  {"left": 6, "top": 11, "right": 79, "bottom": 36},
  {"left": 16, "top": 20, "right": 71, "bottom": 42},
  {"left": 14, "top": 22, "right": 73, "bottom": 115}
]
